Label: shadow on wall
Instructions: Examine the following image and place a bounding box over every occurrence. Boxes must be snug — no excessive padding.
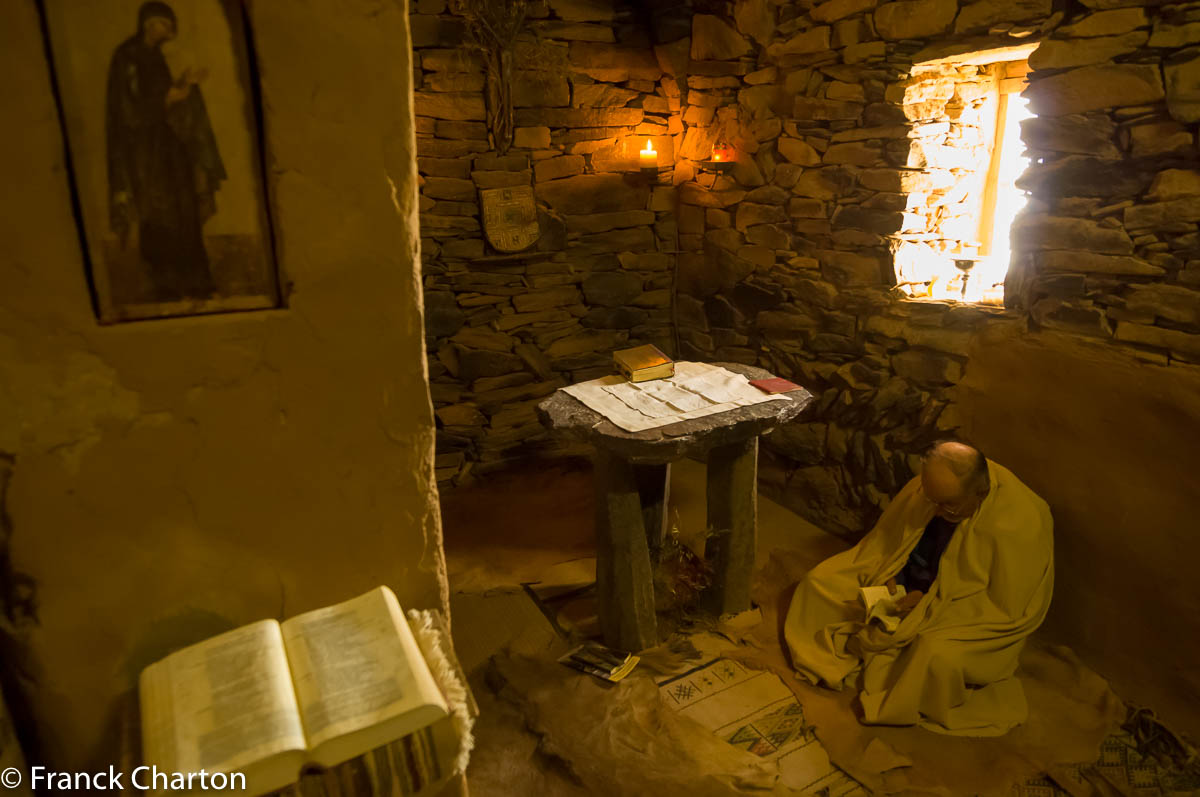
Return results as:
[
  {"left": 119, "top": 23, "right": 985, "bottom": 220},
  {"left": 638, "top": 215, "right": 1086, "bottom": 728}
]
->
[
  {"left": 0, "top": 454, "right": 40, "bottom": 764},
  {"left": 954, "top": 331, "right": 1200, "bottom": 739}
]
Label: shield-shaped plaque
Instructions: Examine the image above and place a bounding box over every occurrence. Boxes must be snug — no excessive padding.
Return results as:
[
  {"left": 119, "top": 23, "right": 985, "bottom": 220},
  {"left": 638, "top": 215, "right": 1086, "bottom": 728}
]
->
[{"left": 480, "top": 186, "right": 540, "bottom": 252}]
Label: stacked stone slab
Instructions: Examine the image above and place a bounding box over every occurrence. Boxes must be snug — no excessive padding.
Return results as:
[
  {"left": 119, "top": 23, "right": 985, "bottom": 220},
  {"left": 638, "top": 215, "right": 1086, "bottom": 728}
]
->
[
  {"left": 668, "top": 0, "right": 1200, "bottom": 535},
  {"left": 412, "top": 0, "right": 1200, "bottom": 516},
  {"left": 413, "top": 0, "right": 681, "bottom": 484},
  {"left": 1015, "top": 9, "right": 1200, "bottom": 358}
]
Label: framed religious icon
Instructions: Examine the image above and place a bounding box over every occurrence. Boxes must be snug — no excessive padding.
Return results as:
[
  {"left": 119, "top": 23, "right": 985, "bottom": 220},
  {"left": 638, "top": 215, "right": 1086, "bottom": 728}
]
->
[{"left": 43, "top": 0, "right": 280, "bottom": 323}]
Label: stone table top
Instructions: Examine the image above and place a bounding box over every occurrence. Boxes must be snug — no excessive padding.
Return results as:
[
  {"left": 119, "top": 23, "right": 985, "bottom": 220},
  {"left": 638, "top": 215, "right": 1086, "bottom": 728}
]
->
[{"left": 536, "top": 362, "right": 815, "bottom": 464}]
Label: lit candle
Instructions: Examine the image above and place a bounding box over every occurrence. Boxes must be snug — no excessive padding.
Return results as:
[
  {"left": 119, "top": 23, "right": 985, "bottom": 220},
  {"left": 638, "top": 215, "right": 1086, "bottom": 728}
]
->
[{"left": 639, "top": 139, "right": 657, "bottom": 171}]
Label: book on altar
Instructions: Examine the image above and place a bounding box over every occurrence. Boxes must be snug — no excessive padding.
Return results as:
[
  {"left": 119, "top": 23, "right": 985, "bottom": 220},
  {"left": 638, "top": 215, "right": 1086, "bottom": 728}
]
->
[
  {"left": 139, "top": 586, "right": 466, "bottom": 797},
  {"left": 748, "top": 377, "right": 801, "bottom": 394},
  {"left": 613, "top": 344, "right": 675, "bottom": 382}
]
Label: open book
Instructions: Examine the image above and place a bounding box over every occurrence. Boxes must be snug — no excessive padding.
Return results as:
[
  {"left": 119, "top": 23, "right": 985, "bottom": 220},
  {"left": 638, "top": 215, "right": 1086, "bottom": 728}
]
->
[
  {"left": 859, "top": 584, "right": 908, "bottom": 632},
  {"left": 139, "top": 587, "right": 451, "bottom": 796}
]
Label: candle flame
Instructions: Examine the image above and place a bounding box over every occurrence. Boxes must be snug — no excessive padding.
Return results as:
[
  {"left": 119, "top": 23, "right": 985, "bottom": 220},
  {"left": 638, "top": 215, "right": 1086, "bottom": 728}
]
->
[{"left": 643, "top": 139, "right": 654, "bottom": 154}]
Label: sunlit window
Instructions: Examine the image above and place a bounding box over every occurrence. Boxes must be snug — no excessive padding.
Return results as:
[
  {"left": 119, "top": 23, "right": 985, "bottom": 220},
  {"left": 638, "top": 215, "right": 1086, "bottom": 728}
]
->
[
  {"left": 973, "top": 92, "right": 1034, "bottom": 303},
  {"left": 894, "top": 56, "right": 1034, "bottom": 305}
]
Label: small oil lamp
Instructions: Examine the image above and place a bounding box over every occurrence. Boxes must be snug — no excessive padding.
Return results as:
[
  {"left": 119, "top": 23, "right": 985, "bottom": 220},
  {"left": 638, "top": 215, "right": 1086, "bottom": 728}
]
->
[{"left": 700, "top": 140, "right": 736, "bottom": 173}]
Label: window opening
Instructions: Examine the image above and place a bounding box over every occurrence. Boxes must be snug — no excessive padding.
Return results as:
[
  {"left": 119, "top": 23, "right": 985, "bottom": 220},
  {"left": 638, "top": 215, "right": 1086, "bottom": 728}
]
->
[{"left": 893, "top": 51, "right": 1036, "bottom": 305}]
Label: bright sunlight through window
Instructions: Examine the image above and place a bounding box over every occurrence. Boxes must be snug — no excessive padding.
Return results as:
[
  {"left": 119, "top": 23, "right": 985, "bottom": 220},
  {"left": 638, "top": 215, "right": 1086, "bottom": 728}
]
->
[{"left": 894, "top": 56, "right": 1035, "bottom": 305}]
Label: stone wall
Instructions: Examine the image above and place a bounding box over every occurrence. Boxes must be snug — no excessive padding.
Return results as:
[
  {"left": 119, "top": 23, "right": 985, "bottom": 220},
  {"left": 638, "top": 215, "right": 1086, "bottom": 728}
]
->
[
  {"left": 1, "top": 0, "right": 446, "bottom": 769},
  {"left": 1014, "top": 9, "right": 1200, "bottom": 350},
  {"left": 663, "top": 0, "right": 1200, "bottom": 735},
  {"left": 408, "top": 0, "right": 1200, "bottom": 732},
  {"left": 666, "top": 2, "right": 1059, "bottom": 533},
  {"left": 412, "top": 0, "right": 682, "bottom": 483}
]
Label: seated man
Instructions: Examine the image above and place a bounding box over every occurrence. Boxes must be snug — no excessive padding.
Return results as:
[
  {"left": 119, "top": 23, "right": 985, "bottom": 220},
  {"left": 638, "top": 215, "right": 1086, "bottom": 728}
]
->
[{"left": 783, "top": 440, "right": 1053, "bottom": 736}]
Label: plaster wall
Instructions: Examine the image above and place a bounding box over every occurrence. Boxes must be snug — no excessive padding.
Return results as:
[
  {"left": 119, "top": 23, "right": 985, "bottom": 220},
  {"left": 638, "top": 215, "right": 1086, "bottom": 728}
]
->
[
  {"left": 0, "top": 0, "right": 446, "bottom": 771},
  {"left": 955, "top": 332, "right": 1200, "bottom": 734}
]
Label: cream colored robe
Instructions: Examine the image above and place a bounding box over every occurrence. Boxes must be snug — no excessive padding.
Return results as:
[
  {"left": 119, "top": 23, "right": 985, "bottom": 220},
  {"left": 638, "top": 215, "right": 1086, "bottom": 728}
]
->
[{"left": 783, "top": 461, "right": 1053, "bottom": 736}]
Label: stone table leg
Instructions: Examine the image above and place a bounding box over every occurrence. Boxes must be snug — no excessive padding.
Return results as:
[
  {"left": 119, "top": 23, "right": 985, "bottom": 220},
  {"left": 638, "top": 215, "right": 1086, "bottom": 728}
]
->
[
  {"left": 704, "top": 437, "right": 757, "bottom": 615},
  {"left": 593, "top": 450, "right": 658, "bottom": 652},
  {"left": 633, "top": 463, "right": 671, "bottom": 561}
]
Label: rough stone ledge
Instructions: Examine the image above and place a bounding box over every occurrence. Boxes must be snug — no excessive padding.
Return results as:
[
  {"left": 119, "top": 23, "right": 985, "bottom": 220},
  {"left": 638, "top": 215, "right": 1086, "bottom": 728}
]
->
[{"left": 537, "top": 363, "right": 816, "bottom": 464}]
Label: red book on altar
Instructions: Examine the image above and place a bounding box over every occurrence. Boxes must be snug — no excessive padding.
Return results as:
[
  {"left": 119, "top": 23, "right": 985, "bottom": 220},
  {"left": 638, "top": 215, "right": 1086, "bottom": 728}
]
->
[{"left": 749, "top": 377, "right": 801, "bottom": 394}]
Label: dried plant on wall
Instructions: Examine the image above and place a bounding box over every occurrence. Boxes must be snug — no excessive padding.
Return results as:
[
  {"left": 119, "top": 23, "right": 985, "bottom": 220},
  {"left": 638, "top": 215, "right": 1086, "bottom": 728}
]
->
[{"left": 453, "top": 0, "right": 529, "bottom": 155}]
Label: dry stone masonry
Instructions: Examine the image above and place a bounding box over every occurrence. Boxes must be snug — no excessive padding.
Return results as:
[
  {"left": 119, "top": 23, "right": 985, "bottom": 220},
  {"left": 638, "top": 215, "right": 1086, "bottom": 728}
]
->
[
  {"left": 664, "top": 0, "right": 1200, "bottom": 534},
  {"left": 413, "top": 0, "right": 683, "bottom": 484},
  {"left": 414, "top": 0, "right": 1200, "bottom": 536}
]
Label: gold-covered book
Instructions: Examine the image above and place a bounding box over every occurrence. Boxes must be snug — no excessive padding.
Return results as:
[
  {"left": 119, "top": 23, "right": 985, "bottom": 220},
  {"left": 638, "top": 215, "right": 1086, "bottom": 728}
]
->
[{"left": 613, "top": 344, "right": 674, "bottom": 382}]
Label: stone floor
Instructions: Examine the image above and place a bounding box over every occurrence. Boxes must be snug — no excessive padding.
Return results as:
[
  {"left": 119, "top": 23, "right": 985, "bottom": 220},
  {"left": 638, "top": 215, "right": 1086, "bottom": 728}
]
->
[{"left": 440, "top": 459, "right": 1194, "bottom": 796}]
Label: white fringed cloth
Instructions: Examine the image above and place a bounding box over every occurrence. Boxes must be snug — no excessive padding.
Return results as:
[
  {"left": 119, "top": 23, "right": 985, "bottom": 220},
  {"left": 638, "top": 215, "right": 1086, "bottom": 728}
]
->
[{"left": 406, "top": 609, "right": 476, "bottom": 778}]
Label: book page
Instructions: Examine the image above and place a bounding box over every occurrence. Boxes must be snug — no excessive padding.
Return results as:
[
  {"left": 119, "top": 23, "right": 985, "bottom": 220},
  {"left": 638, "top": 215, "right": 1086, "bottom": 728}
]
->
[
  {"left": 859, "top": 586, "right": 906, "bottom": 632},
  {"left": 139, "top": 620, "right": 307, "bottom": 794},
  {"left": 281, "top": 587, "right": 448, "bottom": 766},
  {"left": 563, "top": 362, "right": 791, "bottom": 432}
]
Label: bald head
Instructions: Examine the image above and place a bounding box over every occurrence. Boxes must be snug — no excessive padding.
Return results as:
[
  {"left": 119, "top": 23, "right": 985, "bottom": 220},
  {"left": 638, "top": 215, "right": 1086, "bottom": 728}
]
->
[{"left": 920, "top": 440, "right": 990, "bottom": 521}]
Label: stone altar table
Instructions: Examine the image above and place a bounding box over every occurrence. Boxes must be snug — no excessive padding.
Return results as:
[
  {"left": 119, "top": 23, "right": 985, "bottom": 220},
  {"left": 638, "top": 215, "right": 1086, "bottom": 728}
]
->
[{"left": 536, "top": 363, "right": 814, "bottom": 652}]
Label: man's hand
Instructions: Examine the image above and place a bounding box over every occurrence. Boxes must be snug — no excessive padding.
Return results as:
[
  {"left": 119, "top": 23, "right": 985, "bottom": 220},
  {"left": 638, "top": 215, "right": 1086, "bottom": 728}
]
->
[
  {"left": 886, "top": 577, "right": 898, "bottom": 595},
  {"left": 895, "top": 589, "right": 924, "bottom": 617}
]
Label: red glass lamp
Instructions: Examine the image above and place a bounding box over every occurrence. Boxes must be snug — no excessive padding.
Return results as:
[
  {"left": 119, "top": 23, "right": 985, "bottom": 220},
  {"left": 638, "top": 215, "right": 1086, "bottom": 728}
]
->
[{"left": 700, "top": 140, "right": 736, "bottom": 173}]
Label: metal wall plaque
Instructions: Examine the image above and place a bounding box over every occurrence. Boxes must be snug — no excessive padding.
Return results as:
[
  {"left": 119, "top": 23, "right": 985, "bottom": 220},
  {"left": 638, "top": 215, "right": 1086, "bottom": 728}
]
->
[{"left": 480, "top": 185, "right": 540, "bottom": 253}]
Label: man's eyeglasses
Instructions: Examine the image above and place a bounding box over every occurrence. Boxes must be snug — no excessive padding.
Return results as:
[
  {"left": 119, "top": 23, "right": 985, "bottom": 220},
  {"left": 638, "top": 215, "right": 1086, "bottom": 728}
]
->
[{"left": 919, "top": 485, "right": 983, "bottom": 519}]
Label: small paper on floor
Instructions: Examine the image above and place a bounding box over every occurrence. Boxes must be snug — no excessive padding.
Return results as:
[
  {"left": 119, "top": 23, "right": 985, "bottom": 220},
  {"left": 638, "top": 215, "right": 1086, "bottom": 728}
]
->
[
  {"left": 859, "top": 738, "right": 912, "bottom": 773},
  {"left": 720, "top": 607, "right": 764, "bottom": 632},
  {"left": 558, "top": 641, "right": 639, "bottom": 683},
  {"left": 658, "top": 658, "right": 867, "bottom": 796}
]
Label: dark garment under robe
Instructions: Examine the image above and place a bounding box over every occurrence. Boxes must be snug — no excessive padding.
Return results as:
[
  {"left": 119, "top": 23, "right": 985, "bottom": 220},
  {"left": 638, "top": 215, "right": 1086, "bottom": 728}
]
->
[
  {"left": 895, "top": 515, "right": 959, "bottom": 595},
  {"left": 106, "top": 34, "right": 226, "bottom": 302}
]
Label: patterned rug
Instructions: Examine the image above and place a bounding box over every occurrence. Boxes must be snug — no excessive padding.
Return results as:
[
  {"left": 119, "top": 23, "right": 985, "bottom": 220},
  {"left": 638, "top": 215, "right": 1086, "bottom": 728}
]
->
[
  {"left": 1014, "top": 725, "right": 1200, "bottom": 797},
  {"left": 660, "top": 658, "right": 1200, "bottom": 797},
  {"left": 659, "top": 658, "right": 867, "bottom": 795}
]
